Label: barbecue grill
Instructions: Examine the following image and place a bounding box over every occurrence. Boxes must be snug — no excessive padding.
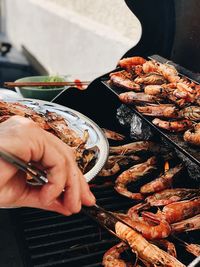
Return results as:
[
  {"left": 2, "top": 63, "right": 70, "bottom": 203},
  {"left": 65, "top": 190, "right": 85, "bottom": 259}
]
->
[{"left": 1, "top": 0, "right": 200, "bottom": 266}]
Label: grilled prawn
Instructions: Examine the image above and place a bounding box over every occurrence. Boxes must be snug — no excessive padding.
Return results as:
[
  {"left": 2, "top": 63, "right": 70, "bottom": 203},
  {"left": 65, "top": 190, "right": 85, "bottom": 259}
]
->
[
  {"left": 136, "top": 104, "right": 179, "bottom": 118},
  {"left": 183, "top": 122, "right": 200, "bottom": 146},
  {"left": 114, "top": 156, "right": 157, "bottom": 200},
  {"left": 143, "top": 197, "right": 200, "bottom": 224},
  {"left": 179, "top": 106, "right": 200, "bottom": 121},
  {"left": 152, "top": 118, "right": 193, "bottom": 132},
  {"left": 119, "top": 91, "right": 162, "bottom": 104},
  {"left": 109, "top": 70, "right": 141, "bottom": 91},
  {"left": 115, "top": 222, "right": 185, "bottom": 266},
  {"left": 109, "top": 141, "right": 159, "bottom": 155},
  {"left": 118, "top": 56, "right": 146, "bottom": 71},
  {"left": 134, "top": 73, "right": 166, "bottom": 85},
  {"left": 140, "top": 164, "right": 183, "bottom": 194},
  {"left": 127, "top": 188, "right": 200, "bottom": 221},
  {"left": 102, "top": 242, "right": 134, "bottom": 267},
  {"left": 171, "top": 214, "right": 200, "bottom": 233},
  {"left": 98, "top": 154, "right": 141, "bottom": 177}
]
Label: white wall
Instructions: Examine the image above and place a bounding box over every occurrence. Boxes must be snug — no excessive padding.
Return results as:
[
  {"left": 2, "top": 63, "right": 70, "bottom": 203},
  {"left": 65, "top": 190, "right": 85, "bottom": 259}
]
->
[{"left": 3, "top": 0, "right": 141, "bottom": 78}]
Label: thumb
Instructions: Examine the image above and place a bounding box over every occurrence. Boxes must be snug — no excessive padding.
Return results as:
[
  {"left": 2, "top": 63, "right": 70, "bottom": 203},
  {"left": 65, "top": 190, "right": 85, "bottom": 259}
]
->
[{"left": 0, "top": 159, "right": 18, "bottom": 187}]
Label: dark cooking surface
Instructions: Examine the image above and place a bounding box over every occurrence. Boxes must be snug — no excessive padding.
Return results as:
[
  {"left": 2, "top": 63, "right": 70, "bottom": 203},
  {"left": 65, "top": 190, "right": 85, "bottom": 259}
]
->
[
  {"left": 0, "top": 75, "right": 199, "bottom": 266},
  {"left": 9, "top": 163, "right": 200, "bottom": 267},
  {"left": 101, "top": 54, "right": 200, "bottom": 167}
]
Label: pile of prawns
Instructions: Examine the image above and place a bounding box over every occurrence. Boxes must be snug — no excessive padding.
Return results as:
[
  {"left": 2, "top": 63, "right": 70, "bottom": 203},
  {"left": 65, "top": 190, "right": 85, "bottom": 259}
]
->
[
  {"left": 100, "top": 129, "right": 200, "bottom": 267},
  {"left": 0, "top": 101, "right": 95, "bottom": 174},
  {"left": 109, "top": 56, "right": 200, "bottom": 147}
]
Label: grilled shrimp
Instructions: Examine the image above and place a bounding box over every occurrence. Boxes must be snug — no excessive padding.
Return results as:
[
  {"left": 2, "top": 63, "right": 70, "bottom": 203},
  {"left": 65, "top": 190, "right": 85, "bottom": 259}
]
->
[
  {"left": 102, "top": 128, "right": 125, "bottom": 141},
  {"left": 171, "top": 214, "right": 200, "bottom": 233},
  {"left": 109, "top": 141, "right": 159, "bottom": 155},
  {"left": 157, "top": 63, "right": 180, "bottom": 83},
  {"left": 134, "top": 73, "right": 166, "bottom": 85},
  {"left": 102, "top": 242, "right": 134, "bottom": 267},
  {"left": 140, "top": 164, "right": 183, "bottom": 194},
  {"left": 128, "top": 188, "right": 200, "bottom": 220},
  {"left": 116, "top": 212, "right": 171, "bottom": 240},
  {"left": 144, "top": 85, "right": 167, "bottom": 96},
  {"left": 152, "top": 118, "right": 193, "bottom": 132},
  {"left": 98, "top": 155, "right": 141, "bottom": 177},
  {"left": 0, "top": 101, "right": 50, "bottom": 129},
  {"left": 118, "top": 56, "right": 146, "bottom": 71},
  {"left": 183, "top": 242, "right": 200, "bottom": 257},
  {"left": 179, "top": 106, "right": 200, "bottom": 121},
  {"left": 136, "top": 104, "right": 179, "bottom": 118},
  {"left": 119, "top": 91, "right": 162, "bottom": 104},
  {"left": 144, "top": 188, "right": 200, "bottom": 206},
  {"left": 152, "top": 239, "right": 177, "bottom": 258},
  {"left": 45, "top": 111, "right": 84, "bottom": 147},
  {"left": 109, "top": 70, "right": 141, "bottom": 91},
  {"left": 114, "top": 156, "right": 157, "bottom": 200},
  {"left": 183, "top": 122, "right": 200, "bottom": 146},
  {"left": 143, "top": 197, "right": 200, "bottom": 224},
  {"left": 115, "top": 222, "right": 185, "bottom": 266},
  {"left": 142, "top": 60, "right": 159, "bottom": 74}
]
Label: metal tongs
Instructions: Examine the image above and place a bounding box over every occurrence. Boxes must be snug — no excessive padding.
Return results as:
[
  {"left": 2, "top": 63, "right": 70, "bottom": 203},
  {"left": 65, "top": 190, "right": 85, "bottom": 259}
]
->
[
  {"left": 0, "top": 149, "right": 132, "bottom": 242},
  {"left": 0, "top": 150, "right": 48, "bottom": 185}
]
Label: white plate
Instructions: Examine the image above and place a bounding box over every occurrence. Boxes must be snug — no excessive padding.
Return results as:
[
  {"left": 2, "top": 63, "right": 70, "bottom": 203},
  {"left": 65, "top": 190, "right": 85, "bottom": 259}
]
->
[{"left": 5, "top": 98, "right": 109, "bottom": 182}]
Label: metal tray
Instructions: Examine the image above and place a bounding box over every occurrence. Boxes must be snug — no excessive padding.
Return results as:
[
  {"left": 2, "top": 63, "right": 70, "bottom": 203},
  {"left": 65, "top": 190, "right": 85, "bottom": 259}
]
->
[
  {"left": 101, "top": 56, "right": 200, "bottom": 167},
  {"left": 4, "top": 98, "right": 109, "bottom": 182}
]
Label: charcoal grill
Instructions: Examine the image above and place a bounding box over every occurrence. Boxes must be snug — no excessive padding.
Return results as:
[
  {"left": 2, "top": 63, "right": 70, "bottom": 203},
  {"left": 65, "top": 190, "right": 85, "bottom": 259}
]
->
[{"left": 0, "top": 0, "right": 200, "bottom": 266}]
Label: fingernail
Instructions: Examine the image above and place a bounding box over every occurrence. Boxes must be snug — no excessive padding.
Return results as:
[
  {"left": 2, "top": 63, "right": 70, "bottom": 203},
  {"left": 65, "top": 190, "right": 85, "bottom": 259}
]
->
[{"left": 89, "top": 191, "right": 96, "bottom": 203}]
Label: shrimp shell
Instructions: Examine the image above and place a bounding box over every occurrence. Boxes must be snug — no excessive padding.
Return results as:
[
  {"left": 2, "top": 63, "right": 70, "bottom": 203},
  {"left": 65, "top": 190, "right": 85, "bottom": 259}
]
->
[
  {"left": 119, "top": 91, "right": 162, "bottom": 104},
  {"left": 134, "top": 73, "right": 167, "bottom": 85},
  {"left": 136, "top": 104, "right": 179, "bottom": 118},
  {"left": 140, "top": 164, "right": 183, "bottom": 194},
  {"left": 102, "top": 242, "right": 134, "bottom": 267},
  {"left": 118, "top": 56, "right": 146, "bottom": 70},
  {"left": 152, "top": 118, "right": 193, "bottom": 132},
  {"left": 171, "top": 214, "right": 200, "bottom": 233},
  {"left": 102, "top": 128, "right": 125, "bottom": 141},
  {"left": 115, "top": 222, "right": 185, "bottom": 267},
  {"left": 179, "top": 106, "right": 200, "bottom": 121},
  {"left": 109, "top": 141, "right": 159, "bottom": 155},
  {"left": 161, "top": 197, "right": 200, "bottom": 223},
  {"left": 184, "top": 243, "right": 200, "bottom": 257},
  {"left": 183, "top": 122, "right": 200, "bottom": 146},
  {"left": 145, "top": 188, "right": 200, "bottom": 206},
  {"left": 110, "top": 70, "right": 141, "bottom": 91},
  {"left": 115, "top": 156, "right": 157, "bottom": 200}
]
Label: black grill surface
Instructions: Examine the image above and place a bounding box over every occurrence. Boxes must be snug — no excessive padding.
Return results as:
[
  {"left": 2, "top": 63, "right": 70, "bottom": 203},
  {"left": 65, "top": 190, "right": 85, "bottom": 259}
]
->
[{"left": 11, "top": 185, "right": 134, "bottom": 267}]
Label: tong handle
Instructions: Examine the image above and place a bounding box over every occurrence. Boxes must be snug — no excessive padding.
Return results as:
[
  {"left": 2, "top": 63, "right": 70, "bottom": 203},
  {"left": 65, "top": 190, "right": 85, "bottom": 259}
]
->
[{"left": 0, "top": 150, "right": 48, "bottom": 184}]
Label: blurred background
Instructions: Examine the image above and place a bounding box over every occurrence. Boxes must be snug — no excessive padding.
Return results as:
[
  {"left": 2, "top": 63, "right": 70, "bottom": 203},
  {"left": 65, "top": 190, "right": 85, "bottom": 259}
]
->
[{"left": 0, "top": 0, "right": 141, "bottom": 82}]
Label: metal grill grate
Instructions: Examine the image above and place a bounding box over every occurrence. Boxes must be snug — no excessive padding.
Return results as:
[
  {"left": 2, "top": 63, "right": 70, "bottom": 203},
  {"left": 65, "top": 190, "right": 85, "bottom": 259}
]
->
[{"left": 12, "top": 184, "right": 134, "bottom": 267}]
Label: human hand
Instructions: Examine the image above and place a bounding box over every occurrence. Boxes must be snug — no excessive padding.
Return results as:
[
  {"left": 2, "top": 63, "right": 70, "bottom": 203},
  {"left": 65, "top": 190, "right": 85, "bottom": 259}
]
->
[{"left": 0, "top": 116, "right": 96, "bottom": 215}]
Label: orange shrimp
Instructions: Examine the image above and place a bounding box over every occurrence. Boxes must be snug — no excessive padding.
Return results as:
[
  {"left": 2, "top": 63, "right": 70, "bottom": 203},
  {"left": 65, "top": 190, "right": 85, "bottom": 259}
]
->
[
  {"left": 114, "top": 156, "right": 157, "bottom": 200},
  {"left": 140, "top": 164, "right": 183, "bottom": 194},
  {"left": 102, "top": 128, "right": 125, "bottom": 141},
  {"left": 152, "top": 118, "right": 193, "bottom": 132},
  {"left": 171, "top": 214, "right": 200, "bottom": 233},
  {"left": 109, "top": 141, "right": 159, "bottom": 155},
  {"left": 115, "top": 212, "right": 171, "bottom": 240},
  {"left": 119, "top": 91, "right": 162, "bottom": 104},
  {"left": 143, "top": 197, "right": 200, "bottom": 224},
  {"left": 115, "top": 222, "right": 185, "bottom": 266},
  {"left": 184, "top": 122, "right": 200, "bottom": 146},
  {"left": 118, "top": 56, "right": 146, "bottom": 71},
  {"left": 102, "top": 242, "right": 134, "bottom": 267},
  {"left": 136, "top": 104, "right": 179, "bottom": 118}
]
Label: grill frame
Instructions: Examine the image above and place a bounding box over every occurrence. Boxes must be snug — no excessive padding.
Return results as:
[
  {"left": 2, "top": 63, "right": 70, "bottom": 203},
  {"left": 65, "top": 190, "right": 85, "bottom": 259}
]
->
[{"left": 5, "top": 68, "right": 200, "bottom": 266}]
